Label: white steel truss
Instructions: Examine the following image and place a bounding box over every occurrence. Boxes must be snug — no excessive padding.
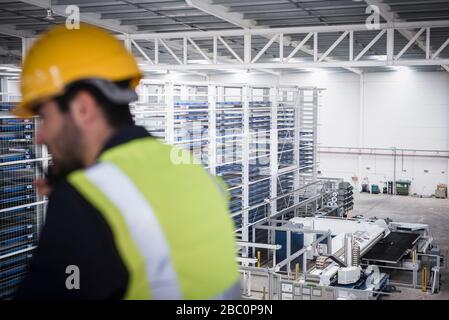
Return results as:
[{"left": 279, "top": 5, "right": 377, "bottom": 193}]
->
[
  {"left": 3, "top": 0, "right": 280, "bottom": 77},
  {"left": 365, "top": 0, "right": 449, "bottom": 72},
  {"left": 118, "top": 20, "right": 449, "bottom": 71},
  {"left": 186, "top": 0, "right": 362, "bottom": 74}
]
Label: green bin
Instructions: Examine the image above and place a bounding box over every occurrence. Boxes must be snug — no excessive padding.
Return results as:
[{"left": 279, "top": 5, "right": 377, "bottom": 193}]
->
[{"left": 396, "top": 180, "right": 411, "bottom": 196}]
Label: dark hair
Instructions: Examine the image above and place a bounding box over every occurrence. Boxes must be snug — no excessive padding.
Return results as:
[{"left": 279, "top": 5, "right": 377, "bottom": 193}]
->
[{"left": 55, "top": 80, "right": 135, "bottom": 128}]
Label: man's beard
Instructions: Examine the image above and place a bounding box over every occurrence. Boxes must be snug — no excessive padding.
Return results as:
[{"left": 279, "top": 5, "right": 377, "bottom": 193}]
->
[{"left": 47, "top": 117, "right": 85, "bottom": 184}]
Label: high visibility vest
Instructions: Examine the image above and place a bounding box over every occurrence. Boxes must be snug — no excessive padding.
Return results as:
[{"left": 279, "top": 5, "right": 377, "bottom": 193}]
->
[{"left": 68, "top": 137, "right": 240, "bottom": 299}]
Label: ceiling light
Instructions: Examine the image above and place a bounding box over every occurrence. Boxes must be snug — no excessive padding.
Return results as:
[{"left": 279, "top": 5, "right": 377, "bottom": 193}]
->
[
  {"left": 369, "top": 55, "right": 387, "bottom": 61},
  {"left": 44, "top": 8, "right": 55, "bottom": 21},
  {"left": 391, "top": 66, "right": 412, "bottom": 73},
  {"left": 189, "top": 59, "right": 210, "bottom": 65},
  {"left": 0, "top": 66, "right": 21, "bottom": 72},
  {"left": 44, "top": 1, "right": 55, "bottom": 21}
]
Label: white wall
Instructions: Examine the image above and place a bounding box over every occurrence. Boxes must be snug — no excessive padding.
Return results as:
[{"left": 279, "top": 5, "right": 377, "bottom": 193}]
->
[
  {"left": 209, "top": 70, "right": 449, "bottom": 196},
  {"left": 359, "top": 72, "right": 449, "bottom": 195}
]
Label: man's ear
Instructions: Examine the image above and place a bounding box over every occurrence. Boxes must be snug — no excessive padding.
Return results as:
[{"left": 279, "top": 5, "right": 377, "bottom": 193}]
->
[{"left": 69, "top": 90, "right": 99, "bottom": 128}]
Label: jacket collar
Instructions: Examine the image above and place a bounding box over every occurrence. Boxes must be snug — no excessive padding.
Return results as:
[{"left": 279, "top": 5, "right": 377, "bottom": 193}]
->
[{"left": 100, "top": 125, "right": 151, "bottom": 156}]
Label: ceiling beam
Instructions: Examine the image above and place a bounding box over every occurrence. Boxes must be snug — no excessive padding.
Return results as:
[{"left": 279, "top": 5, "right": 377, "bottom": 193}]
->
[
  {"left": 138, "top": 38, "right": 280, "bottom": 77},
  {"left": 0, "top": 45, "right": 21, "bottom": 65},
  {"left": 131, "top": 58, "right": 449, "bottom": 71},
  {"left": 183, "top": 0, "right": 280, "bottom": 76},
  {"left": 186, "top": 0, "right": 362, "bottom": 75},
  {"left": 184, "top": 1, "right": 291, "bottom": 77},
  {"left": 364, "top": 0, "right": 449, "bottom": 72},
  {"left": 0, "top": 24, "right": 35, "bottom": 38},
  {"left": 17, "top": 0, "right": 138, "bottom": 34},
  {"left": 0, "top": 45, "right": 22, "bottom": 58},
  {"left": 186, "top": 0, "right": 257, "bottom": 28},
  {"left": 13, "top": 1, "right": 208, "bottom": 78},
  {"left": 114, "top": 20, "right": 449, "bottom": 38}
]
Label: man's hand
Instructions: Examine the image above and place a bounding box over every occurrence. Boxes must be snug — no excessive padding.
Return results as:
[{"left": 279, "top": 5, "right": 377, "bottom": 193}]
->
[{"left": 35, "top": 178, "right": 52, "bottom": 196}]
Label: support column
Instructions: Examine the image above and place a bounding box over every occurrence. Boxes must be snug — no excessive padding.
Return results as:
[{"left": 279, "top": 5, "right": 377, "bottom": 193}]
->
[
  {"left": 244, "top": 33, "right": 252, "bottom": 67},
  {"left": 165, "top": 82, "right": 174, "bottom": 144},
  {"left": 312, "top": 88, "right": 319, "bottom": 182},
  {"left": 286, "top": 230, "right": 291, "bottom": 274},
  {"left": 270, "top": 87, "right": 278, "bottom": 217},
  {"left": 22, "top": 38, "right": 34, "bottom": 59},
  {"left": 208, "top": 84, "right": 217, "bottom": 175},
  {"left": 269, "top": 87, "right": 279, "bottom": 256},
  {"left": 293, "top": 88, "right": 302, "bottom": 207},
  {"left": 242, "top": 85, "right": 250, "bottom": 256},
  {"left": 0, "top": 76, "right": 7, "bottom": 102},
  {"left": 387, "top": 28, "right": 395, "bottom": 64},
  {"left": 357, "top": 74, "right": 365, "bottom": 192},
  {"left": 124, "top": 34, "right": 132, "bottom": 52}
]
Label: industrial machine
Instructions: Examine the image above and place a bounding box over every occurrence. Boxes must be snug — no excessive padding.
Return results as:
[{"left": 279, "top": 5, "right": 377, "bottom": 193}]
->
[
  {"left": 319, "top": 179, "right": 354, "bottom": 218},
  {"left": 238, "top": 215, "right": 444, "bottom": 300}
]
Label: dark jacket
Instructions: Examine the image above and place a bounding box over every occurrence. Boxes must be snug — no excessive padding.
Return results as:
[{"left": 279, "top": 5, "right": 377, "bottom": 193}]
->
[{"left": 15, "top": 125, "right": 151, "bottom": 299}]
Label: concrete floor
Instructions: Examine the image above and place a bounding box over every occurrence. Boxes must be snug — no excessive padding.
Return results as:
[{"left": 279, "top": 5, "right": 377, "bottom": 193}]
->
[{"left": 350, "top": 193, "right": 449, "bottom": 300}]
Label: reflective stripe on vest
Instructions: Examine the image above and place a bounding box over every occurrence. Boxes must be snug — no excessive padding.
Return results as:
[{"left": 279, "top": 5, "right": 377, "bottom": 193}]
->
[
  {"left": 70, "top": 162, "right": 181, "bottom": 299},
  {"left": 85, "top": 162, "right": 182, "bottom": 299}
]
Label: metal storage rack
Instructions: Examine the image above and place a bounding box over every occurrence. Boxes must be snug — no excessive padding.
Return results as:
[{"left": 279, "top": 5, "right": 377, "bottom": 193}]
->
[
  {"left": 215, "top": 86, "right": 244, "bottom": 231},
  {"left": 298, "top": 88, "right": 319, "bottom": 188},
  {"left": 276, "top": 87, "right": 299, "bottom": 214},
  {"left": 172, "top": 83, "right": 210, "bottom": 166},
  {"left": 0, "top": 78, "right": 322, "bottom": 297},
  {"left": 247, "top": 87, "right": 271, "bottom": 244},
  {"left": 133, "top": 81, "right": 322, "bottom": 257},
  {"left": 131, "top": 81, "right": 167, "bottom": 140},
  {"left": 0, "top": 76, "right": 47, "bottom": 299}
]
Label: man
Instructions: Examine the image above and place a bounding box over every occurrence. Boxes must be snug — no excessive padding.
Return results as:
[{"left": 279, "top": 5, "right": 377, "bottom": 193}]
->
[{"left": 14, "top": 23, "right": 240, "bottom": 299}]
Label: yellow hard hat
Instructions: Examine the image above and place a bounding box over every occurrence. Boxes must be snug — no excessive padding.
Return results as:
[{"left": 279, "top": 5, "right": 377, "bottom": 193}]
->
[{"left": 14, "top": 23, "right": 143, "bottom": 118}]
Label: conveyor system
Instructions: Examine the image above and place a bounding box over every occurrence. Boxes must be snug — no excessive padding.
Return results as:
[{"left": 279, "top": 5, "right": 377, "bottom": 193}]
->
[{"left": 363, "top": 232, "right": 421, "bottom": 264}]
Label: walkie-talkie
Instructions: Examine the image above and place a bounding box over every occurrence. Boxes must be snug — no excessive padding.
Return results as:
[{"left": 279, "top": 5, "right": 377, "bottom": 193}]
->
[{"left": 36, "top": 161, "right": 60, "bottom": 186}]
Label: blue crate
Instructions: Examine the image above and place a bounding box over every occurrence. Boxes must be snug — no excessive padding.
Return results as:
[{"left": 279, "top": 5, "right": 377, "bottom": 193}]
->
[
  {"left": 0, "top": 207, "right": 34, "bottom": 219},
  {"left": 0, "top": 194, "right": 35, "bottom": 206},
  {"left": 0, "top": 134, "right": 33, "bottom": 141},
  {"left": 0, "top": 275, "right": 25, "bottom": 295},
  {"left": 0, "top": 224, "right": 33, "bottom": 238},
  {"left": 0, "top": 233, "right": 35, "bottom": 253},
  {"left": 0, "top": 184, "right": 33, "bottom": 194},
  {"left": 174, "top": 101, "right": 208, "bottom": 106},
  {"left": 0, "top": 265, "right": 27, "bottom": 280},
  {"left": 0, "top": 163, "right": 33, "bottom": 172},
  {"left": 216, "top": 101, "right": 242, "bottom": 105},
  {"left": 0, "top": 119, "right": 32, "bottom": 125},
  {"left": 0, "top": 254, "right": 32, "bottom": 270},
  {"left": 0, "top": 123, "right": 34, "bottom": 132},
  {"left": 0, "top": 244, "right": 34, "bottom": 257},
  {"left": 0, "top": 154, "right": 32, "bottom": 163}
]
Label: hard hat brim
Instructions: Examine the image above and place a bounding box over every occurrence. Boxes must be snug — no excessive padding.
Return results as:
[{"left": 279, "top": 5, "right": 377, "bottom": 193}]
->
[
  {"left": 12, "top": 100, "right": 39, "bottom": 118},
  {"left": 13, "top": 75, "right": 142, "bottom": 118}
]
